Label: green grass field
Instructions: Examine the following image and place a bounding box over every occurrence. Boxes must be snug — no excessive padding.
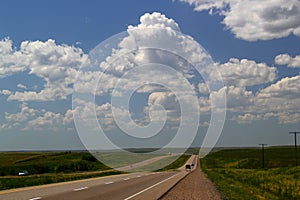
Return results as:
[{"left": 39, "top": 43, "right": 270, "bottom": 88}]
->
[
  {"left": 0, "top": 151, "right": 119, "bottom": 190},
  {"left": 0, "top": 151, "right": 110, "bottom": 176},
  {"left": 201, "top": 146, "right": 300, "bottom": 199}
]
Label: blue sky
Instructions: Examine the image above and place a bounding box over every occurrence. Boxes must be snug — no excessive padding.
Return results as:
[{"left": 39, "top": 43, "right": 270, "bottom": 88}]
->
[{"left": 1, "top": 0, "right": 300, "bottom": 150}]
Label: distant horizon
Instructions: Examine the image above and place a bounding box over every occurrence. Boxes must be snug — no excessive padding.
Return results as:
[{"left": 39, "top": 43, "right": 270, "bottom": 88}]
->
[{"left": 0, "top": 144, "right": 296, "bottom": 153}]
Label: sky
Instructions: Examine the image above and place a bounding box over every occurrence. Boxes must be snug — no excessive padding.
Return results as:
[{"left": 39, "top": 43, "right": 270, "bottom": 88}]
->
[{"left": 1, "top": 0, "right": 300, "bottom": 151}]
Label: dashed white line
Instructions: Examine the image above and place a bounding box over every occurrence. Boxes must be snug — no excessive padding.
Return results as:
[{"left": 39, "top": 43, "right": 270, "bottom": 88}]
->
[
  {"left": 29, "top": 197, "right": 42, "bottom": 200},
  {"left": 136, "top": 175, "right": 141, "bottom": 178},
  {"left": 124, "top": 173, "right": 179, "bottom": 200},
  {"left": 73, "top": 187, "right": 88, "bottom": 191},
  {"left": 105, "top": 181, "right": 114, "bottom": 185},
  {"left": 123, "top": 178, "right": 130, "bottom": 180}
]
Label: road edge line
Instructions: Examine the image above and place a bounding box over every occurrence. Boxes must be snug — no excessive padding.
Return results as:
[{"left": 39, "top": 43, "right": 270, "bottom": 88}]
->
[{"left": 157, "top": 170, "right": 192, "bottom": 199}]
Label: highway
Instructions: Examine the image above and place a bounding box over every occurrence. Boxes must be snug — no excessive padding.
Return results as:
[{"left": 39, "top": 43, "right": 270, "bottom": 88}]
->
[{"left": 0, "top": 155, "right": 198, "bottom": 200}]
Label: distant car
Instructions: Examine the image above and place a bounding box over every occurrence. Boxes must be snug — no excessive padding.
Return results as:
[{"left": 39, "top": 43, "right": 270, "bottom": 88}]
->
[
  {"left": 18, "top": 170, "right": 29, "bottom": 176},
  {"left": 185, "top": 164, "right": 191, "bottom": 171}
]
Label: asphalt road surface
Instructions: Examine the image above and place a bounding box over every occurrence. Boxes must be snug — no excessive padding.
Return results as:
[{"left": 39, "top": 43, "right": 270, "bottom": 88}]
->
[
  {"left": 1, "top": 155, "right": 198, "bottom": 200},
  {"left": 115, "top": 155, "right": 173, "bottom": 172}
]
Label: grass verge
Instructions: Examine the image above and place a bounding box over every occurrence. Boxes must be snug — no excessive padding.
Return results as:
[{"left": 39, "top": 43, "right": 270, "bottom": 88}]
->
[{"left": 201, "top": 147, "right": 300, "bottom": 199}]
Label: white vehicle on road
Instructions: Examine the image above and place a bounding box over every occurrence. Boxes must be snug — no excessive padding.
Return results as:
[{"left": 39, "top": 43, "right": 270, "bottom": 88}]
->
[{"left": 18, "top": 170, "right": 29, "bottom": 176}]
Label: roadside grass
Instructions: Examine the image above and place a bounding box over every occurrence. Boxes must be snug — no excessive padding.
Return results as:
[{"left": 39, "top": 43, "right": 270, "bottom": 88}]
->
[{"left": 201, "top": 146, "right": 300, "bottom": 199}]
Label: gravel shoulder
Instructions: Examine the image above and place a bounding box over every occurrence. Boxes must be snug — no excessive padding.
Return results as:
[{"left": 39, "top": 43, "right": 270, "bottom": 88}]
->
[{"left": 160, "top": 159, "right": 222, "bottom": 200}]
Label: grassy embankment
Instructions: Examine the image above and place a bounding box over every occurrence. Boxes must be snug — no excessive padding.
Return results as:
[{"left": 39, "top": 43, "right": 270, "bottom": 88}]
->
[
  {"left": 0, "top": 151, "right": 118, "bottom": 190},
  {"left": 201, "top": 146, "right": 300, "bottom": 199},
  {"left": 0, "top": 151, "right": 190, "bottom": 190}
]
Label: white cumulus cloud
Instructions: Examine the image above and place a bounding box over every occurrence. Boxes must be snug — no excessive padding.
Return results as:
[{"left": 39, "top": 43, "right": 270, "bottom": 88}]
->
[
  {"left": 275, "top": 53, "right": 300, "bottom": 68},
  {"left": 257, "top": 75, "right": 300, "bottom": 100},
  {"left": 0, "top": 38, "right": 28, "bottom": 78},
  {"left": 278, "top": 112, "right": 300, "bottom": 124},
  {"left": 244, "top": 75, "right": 300, "bottom": 124},
  {"left": 0, "top": 103, "right": 76, "bottom": 131},
  {"left": 218, "top": 58, "right": 277, "bottom": 86},
  {"left": 0, "top": 38, "right": 88, "bottom": 101},
  {"left": 212, "top": 86, "right": 254, "bottom": 112},
  {"left": 25, "top": 112, "right": 63, "bottom": 131},
  {"left": 235, "top": 113, "right": 263, "bottom": 124},
  {"left": 178, "top": 0, "right": 300, "bottom": 41}
]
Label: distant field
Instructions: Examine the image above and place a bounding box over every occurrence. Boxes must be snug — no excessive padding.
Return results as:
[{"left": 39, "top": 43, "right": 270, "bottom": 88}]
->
[
  {"left": 201, "top": 146, "right": 300, "bottom": 199},
  {"left": 0, "top": 151, "right": 110, "bottom": 176},
  {"left": 0, "top": 151, "right": 119, "bottom": 190}
]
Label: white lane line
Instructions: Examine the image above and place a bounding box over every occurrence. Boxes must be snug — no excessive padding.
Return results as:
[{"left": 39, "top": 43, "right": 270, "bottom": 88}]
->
[
  {"left": 136, "top": 175, "right": 141, "bottom": 178},
  {"left": 29, "top": 197, "right": 42, "bottom": 200},
  {"left": 105, "top": 181, "right": 114, "bottom": 185},
  {"left": 73, "top": 187, "right": 88, "bottom": 191},
  {"left": 123, "top": 178, "right": 130, "bottom": 180},
  {"left": 124, "top": 173, "right": 179, "bottom": 200}
]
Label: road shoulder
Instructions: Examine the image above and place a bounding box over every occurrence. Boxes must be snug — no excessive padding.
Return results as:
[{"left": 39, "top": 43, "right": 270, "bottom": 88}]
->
[{"left": 160, "top": 158, "right": 222, "bottom": 200}]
